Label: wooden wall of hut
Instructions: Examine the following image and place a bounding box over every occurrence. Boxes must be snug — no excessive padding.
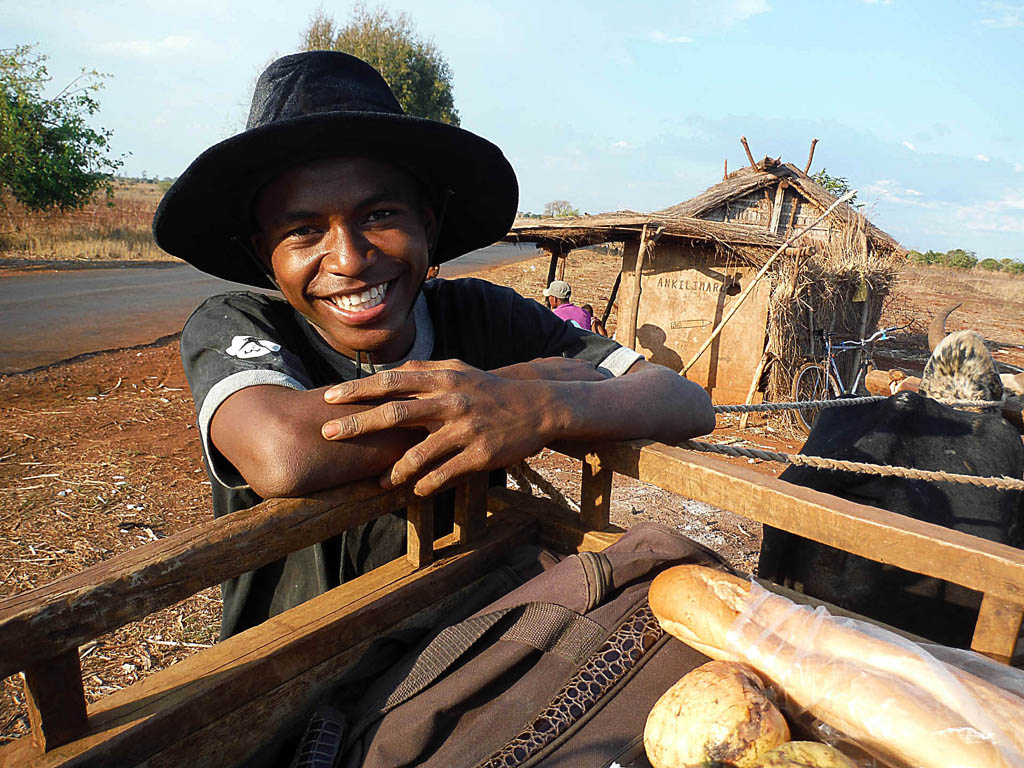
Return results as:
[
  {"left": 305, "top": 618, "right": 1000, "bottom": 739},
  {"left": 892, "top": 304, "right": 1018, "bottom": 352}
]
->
[{"left": 617, "top": 240, "right": 771, "bottom": 404}]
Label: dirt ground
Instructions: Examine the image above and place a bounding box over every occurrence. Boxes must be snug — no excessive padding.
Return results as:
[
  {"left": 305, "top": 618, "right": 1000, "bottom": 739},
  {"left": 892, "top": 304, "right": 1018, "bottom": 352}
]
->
[{"left": 1, "top": 254, "right": 1021, "bottom": 744}]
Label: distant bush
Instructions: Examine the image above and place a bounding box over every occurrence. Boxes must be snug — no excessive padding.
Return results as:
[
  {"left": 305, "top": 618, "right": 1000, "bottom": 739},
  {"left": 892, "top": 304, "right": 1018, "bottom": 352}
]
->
[
  {"left": 1005, "top": 260, "right": 1024, "bottom": 276},
  {"left": 945, "top": 249, "right": 977, "bottom": 269},
  {"left": 978, "top": 258, "right": 1002, "bottom": 271}
]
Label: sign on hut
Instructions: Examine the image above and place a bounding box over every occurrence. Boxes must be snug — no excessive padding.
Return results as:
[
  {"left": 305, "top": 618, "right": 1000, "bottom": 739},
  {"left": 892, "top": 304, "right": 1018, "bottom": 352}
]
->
[{"left": 507, "top": 141, "right": 905, "bottom": 411}]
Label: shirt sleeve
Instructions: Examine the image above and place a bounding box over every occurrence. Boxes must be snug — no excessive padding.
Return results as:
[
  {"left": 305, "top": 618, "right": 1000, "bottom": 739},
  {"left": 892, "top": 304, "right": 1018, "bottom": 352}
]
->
[{"left": 180, "top": 292, "right": 313, "bottom": 488}]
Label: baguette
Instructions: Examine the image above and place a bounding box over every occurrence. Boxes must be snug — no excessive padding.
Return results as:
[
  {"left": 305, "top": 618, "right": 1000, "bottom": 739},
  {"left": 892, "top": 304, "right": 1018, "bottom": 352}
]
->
[{"left": 649, "top": 565, "right": 1024, "bottom": 768}]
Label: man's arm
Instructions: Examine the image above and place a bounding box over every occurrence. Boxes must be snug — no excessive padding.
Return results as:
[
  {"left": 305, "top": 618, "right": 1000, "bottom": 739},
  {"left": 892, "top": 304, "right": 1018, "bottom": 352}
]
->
[
  {"left": 321, "top": 358, "right": 714, "bottom": 497},
  {"left": 209, "top": 385, "right": 422, "bottom": 498}
]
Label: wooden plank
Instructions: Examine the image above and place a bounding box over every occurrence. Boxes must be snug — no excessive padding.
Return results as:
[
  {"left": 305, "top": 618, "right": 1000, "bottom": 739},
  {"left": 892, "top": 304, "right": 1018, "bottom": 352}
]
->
[
  {"left": 555, "top": 252, "right": 567, "bottom": 281},
  {"left": 22, "top": 651, "right": 88, "bottom": 753},
  {"left": 553, "top": 440, "right": 1024, "bottom": 604},
  {"left": 769, "top": 183, "right": 786, "bottom": 234},
  {"left": 579, "top": 452, "right": 612, "bottom": 531},
  {"left": 454, "top": 472, "right": 488, "bottom": 544},
  {"left": 406, "top": 496, "right": 435, "bottom": 568},
  {"left": 971, "top": 594, "right": 1024, "bottom": 664},
  {"left": 0, "top": 482, "right": 409, "bottom": 682},
  {"left": 0, "top": 517, "right": 535, "bottom": 768},
  {"left": 488, "top": 487, "right": 624, "bottom": 553}
]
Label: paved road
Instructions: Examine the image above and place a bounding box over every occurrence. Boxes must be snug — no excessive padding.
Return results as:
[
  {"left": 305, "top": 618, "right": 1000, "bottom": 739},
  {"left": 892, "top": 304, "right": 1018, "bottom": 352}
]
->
[{"left": 0, "top": 242, "right": 539, "bottom": 374}]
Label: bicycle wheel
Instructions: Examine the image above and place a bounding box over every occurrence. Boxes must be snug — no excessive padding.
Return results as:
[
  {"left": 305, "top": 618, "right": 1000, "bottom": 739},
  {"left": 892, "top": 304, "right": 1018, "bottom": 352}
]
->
[{"left": 791, "top": 362, "right": 835, "bottom": 434}]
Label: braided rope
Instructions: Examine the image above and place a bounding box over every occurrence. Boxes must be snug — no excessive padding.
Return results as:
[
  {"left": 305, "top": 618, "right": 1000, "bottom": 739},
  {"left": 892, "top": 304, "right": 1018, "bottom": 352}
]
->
[
  {"left": 712, "top": 396, "right": 1005, "bottom": 414},
  {"left": 680, "top": 440, "right": 1024, "bottom": 492}
]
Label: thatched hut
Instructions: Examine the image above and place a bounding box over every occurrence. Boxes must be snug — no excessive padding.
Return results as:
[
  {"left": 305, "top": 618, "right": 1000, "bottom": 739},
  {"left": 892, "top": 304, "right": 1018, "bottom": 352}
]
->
[{"left": 505, "top": 155, "right": 905, "bottom": 409}]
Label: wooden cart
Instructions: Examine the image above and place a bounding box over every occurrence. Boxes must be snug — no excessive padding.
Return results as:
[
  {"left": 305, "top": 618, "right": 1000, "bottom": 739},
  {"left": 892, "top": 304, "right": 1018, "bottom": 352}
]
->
[{"left": 2, "top": 440, "right": 1023, "bottom": 767}]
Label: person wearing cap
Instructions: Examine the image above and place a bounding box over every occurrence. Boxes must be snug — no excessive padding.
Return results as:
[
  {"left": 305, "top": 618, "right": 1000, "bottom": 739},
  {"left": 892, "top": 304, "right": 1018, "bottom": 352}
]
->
[
  {"left": 154, "top": 51, "right": 714, "bottom": 638},
  {"left": 543, "top": 280, "right": 592, "bottom": 331}
]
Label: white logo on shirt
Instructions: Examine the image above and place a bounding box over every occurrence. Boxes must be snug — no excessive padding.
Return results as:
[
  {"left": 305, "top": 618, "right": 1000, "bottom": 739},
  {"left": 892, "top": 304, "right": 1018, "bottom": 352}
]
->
[{"left": 225, "top": 336, "right": 281, "bottom": 359}]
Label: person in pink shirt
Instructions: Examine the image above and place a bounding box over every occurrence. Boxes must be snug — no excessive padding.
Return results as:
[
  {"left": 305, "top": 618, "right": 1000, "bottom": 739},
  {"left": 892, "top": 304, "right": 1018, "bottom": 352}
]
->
[{"left": 543, "top": 280, "right": 593, "bottom": 330}]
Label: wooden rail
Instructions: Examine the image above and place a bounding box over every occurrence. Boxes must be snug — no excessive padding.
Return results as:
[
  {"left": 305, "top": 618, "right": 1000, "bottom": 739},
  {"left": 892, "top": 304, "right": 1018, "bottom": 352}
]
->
[{"left": 1, "top": 440, "right": 1021, "bottom": 766}]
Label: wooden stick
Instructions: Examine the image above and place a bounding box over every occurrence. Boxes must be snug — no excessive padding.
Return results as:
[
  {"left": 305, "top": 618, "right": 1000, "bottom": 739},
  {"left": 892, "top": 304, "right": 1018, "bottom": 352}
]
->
[
  {"left": 545, "top": 245, "right": 560, "bottom": 288},
  {"left": 682, "top": 190, "right": 856, "bottom": 374},
  {"left": 580, "top": 452, "right": 613, "bottom": 531},
  {"left": 739, "top": 352, "right": 769, "bottom": 430},
  {"left": 804, "top": 137, "right": 819, "bottom": 174},
  {"left": 740, "top": 136, "right": 757, "bottom": 169},
  {"left": 406, "top": 496, "right": 435, "bottom": 568},
  {"left": 972, "top": 594, "right": 1024, "bottom": 663},
  {"left": 723, "top": 158, "right": 728, "bottom": 180},
  {"left": 601, "top": 271, "right": 622, "bottom": 327}
]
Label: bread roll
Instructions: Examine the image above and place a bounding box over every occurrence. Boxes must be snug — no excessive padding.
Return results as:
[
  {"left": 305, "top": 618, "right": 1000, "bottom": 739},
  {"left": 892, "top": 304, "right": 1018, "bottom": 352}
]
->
[
  {"left": 648, "top": 564, "right": 751, "bottom": 662},
  {"left": 650, "top": 565, "right": 1023, "bottom": 768}
]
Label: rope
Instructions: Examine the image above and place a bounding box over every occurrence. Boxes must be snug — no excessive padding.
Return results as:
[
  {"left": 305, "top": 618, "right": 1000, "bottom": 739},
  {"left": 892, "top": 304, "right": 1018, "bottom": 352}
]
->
[
  {"left": 680, "top": 439, "right": 1024, "bottom": 492},
  {"left": 712, "top": 396, "right": 1006, "bottom": 414}
]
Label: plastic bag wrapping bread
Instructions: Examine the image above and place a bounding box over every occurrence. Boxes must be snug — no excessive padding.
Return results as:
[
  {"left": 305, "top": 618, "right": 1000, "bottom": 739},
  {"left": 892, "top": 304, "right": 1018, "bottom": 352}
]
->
[{"left": 725, "top": 581, "right": 1024, "bottom": 768}]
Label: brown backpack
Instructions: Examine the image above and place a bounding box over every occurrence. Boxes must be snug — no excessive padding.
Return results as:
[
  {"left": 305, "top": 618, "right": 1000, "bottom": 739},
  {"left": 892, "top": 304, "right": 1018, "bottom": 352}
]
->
[{"left": 288, "top": 523, "right": 728, "bottom": 768}]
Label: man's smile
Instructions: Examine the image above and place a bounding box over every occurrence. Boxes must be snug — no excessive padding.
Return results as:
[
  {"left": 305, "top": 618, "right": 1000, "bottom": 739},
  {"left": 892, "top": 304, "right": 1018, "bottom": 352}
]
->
[{"left": 320, "top": 279, "right": 394, "bottom": 312}]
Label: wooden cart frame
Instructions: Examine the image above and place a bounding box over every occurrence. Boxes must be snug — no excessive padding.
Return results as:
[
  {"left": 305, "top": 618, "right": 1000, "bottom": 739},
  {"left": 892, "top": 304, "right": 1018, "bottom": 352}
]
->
[{"left": 2, "top": 439, "right": 1023, "bottom": 767}]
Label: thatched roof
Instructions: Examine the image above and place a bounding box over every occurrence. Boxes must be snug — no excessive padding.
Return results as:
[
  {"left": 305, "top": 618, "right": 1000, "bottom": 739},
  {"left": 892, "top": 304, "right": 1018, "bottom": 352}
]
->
[
  {"left": 656, "top": 159, "right": 902, "bottom": 254},
  {"left": 506, "top": 211, "right": 785, "bottom": 262}
]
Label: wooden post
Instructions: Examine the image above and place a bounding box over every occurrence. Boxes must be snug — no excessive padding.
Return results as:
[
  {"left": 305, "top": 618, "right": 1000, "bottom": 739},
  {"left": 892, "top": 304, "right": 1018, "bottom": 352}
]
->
[
  {"left": 406, "top": 496, "right": 435, "bottom": 568},
  {"left": 739, "top": 352, "right": 769, "bottom": 430},
  {"left": 580, "top": 452, "right": 613, "bottom": 531},
  {"left": 682, "top": 190, "right": 856, "bottom": 375},
  {"left": 545, "top": 245, "right": 561, "bottom": 289},
  {"left": 723, "top": 158, "right": 728, "bottom": 180},
  {"left": 454, "top": 472, "right": 488, "bottom": 545},
  {"left": 622, "top": 225, "right": 662, "bottom": 351},
  {"left": 971, "top": 594, "right": 1024, "bottom": 664},
  {"left": 769, "top": 182, "right": 787, "bottom": 234},
  {"left": 556, "top": 250, "right": 567, "bottom": 281},
  {"left": 22, "top": 650, "right": 88, "bottom": 751},
  {"left": 601, "top": 271, "right": 622, "bottom": 328}
]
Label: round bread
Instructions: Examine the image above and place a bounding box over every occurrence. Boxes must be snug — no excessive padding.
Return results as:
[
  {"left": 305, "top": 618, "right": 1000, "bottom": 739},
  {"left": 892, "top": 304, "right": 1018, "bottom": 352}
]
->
[
  {"left": 644, "top": 661, "right": 789, "bottom": 768},
  {"left": 648, "top": 565, "right": 752, "bottom": 661}
]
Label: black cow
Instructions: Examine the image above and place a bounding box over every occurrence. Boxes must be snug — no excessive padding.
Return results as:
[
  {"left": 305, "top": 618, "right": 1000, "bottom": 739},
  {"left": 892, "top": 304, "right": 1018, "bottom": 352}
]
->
[{"left": 759, "top": 325, "right": 1024, "bottom": 649}]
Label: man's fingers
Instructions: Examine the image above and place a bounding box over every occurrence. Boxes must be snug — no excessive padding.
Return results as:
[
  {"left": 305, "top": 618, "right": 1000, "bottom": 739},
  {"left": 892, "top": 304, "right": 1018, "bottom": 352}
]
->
[
  {"left": 322, "top": 398, "right": 436, "bottom": 439},
  {"left": 412, "top": 452, "right": 479, "bottom": 498},
  {"left": 380, "top": 432, "right": 461, "bottom": 490},
  {"left": 323, "top": 367, "right": 465, "bottom": 403}
]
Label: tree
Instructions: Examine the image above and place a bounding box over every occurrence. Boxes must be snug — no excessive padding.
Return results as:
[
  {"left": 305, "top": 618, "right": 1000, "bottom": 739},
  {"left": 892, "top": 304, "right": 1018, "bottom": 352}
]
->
[
  {"left": 978, "top": 257, "right": 1002, "bottom": 271},
  {"left": 543, "top": 200, "right": 579, "bottom": 218},
  {"left": 0, "top": 45, "right": 121, "bottom": 211},
  {"left": 811, "top": 168, "right": 861, "bottom": 208},
  {"left": 944, "top": 248, "right": 977, "bottom": 269},
  {"left": 301, "top": 6, "right": 459, "bottom": 126}
]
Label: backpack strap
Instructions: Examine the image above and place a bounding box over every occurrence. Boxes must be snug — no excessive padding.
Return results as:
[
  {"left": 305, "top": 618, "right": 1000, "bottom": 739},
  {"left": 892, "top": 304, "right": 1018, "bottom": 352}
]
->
[{"left": 345, "top": 601, "right": 606, "bottom": 751}]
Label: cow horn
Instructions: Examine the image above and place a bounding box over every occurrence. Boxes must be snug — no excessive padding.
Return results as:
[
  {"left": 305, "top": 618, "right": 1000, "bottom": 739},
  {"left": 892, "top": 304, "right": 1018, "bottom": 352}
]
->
[{"left": 927, "top": 303, "right": 963, "bottom": 352}]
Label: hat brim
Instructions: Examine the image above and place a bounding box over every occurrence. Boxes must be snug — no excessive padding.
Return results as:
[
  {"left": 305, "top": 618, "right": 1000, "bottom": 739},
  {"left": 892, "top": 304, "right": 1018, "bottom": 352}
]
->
[{"left": 153, "top": 111, "right": 519, "bottom": 289}]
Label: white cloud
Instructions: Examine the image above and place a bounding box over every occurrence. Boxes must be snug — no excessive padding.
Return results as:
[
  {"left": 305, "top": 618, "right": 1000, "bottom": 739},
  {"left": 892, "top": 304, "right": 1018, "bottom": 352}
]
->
[
  {"left": 981, "top": 2, "right": 1024, "bottom": 27},
  {"left": 901, "top": 140, "right": 917, "bottom": 151},
  {"left": 610, "top": 140, "right": 634, "bottom": 152},
  {"left": 648, "top": 31, "right": 695, "bottom": 44},
  {"left": 976, "top": 153, "right": 991, "bottom": 162},
  {"left": 865, "top": 179, "right": 931, "bottom": 206},
  {"left": 99, "top": 35, "right": 192, "bottom": 57},
  {"left": 863, "top": 0, "right": 894, "bottom": 5},
  {"left": 955, "top": 194, "right": 1024, "bottom": 232},
  {"left": 1014, "top": 162, "right": 1024, "bottom": 173}
]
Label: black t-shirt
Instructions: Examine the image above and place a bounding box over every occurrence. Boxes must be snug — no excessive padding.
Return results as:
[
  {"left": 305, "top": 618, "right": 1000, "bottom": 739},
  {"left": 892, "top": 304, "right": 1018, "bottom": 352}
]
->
[{"left": 180, "top": 277, "right": 641, "bottom": 638}]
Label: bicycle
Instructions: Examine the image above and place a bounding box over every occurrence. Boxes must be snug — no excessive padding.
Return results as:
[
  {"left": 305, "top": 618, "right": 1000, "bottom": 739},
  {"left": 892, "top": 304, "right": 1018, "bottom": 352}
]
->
[{"left": 791, "top": 324, "right": 907, "bottom": 434}]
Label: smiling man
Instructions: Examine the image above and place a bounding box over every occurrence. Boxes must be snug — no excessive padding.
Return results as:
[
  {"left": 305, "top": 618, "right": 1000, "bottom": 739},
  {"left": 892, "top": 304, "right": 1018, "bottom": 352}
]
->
[{"left": 154, "top": 51, "right": 714, "bottom": 638}]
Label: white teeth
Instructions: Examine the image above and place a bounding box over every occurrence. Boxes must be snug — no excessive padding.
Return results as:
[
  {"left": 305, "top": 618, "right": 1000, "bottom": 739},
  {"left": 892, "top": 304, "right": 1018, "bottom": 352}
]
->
[{"left": 330, "top": 282, "right": 389, "bottom": 312}]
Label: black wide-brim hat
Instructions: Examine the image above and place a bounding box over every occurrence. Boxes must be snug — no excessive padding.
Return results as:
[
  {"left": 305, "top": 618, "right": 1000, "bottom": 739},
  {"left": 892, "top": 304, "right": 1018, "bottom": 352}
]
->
[{"left": 153, "top": 51, "right": 518, "bottom": 289}]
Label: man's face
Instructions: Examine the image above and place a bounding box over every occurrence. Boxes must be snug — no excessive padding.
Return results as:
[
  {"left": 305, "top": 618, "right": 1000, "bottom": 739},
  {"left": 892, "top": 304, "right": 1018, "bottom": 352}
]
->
[{"left": 252, "top": 156, "right": 435, "bottom": 362}]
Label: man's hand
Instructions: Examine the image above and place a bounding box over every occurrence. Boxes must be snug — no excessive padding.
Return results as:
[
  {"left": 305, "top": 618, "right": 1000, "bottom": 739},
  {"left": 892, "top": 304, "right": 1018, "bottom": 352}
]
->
[{"left": 322, "top": 359, "right": 569, "bottom": 496}]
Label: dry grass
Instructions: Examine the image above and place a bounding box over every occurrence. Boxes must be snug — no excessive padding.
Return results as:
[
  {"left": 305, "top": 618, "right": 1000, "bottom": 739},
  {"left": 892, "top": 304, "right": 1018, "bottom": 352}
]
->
[
  {"left": 0, "top": 182, "right": 169, "bottom": 262},
  {"left": 763, "top": 214, "right": 904, "bottom": 413}
]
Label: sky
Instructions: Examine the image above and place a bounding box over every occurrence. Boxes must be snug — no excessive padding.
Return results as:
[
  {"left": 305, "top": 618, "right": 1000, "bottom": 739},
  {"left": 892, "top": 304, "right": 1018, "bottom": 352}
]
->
[{"left": 3, "top": 0, "right": 1024, "bottom": 260}]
